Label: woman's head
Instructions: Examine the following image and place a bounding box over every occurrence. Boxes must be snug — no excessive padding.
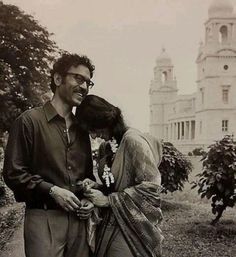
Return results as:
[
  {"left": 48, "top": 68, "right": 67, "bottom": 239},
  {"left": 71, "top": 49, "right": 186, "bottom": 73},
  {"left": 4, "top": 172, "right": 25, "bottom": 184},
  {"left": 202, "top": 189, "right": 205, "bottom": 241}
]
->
[{"left": 76, "top": 95, "right": 127, "bottom": 142}]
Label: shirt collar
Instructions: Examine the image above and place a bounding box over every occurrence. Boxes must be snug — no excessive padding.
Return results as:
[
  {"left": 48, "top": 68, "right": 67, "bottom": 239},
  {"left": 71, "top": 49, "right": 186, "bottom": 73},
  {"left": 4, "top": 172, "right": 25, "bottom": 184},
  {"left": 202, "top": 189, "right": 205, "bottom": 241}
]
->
[
  {"left": 43, "top": 101, "right": 59, "bottom": 122},
  {"left": 43, "top": 101, "right": 78, "bottom": 124}
]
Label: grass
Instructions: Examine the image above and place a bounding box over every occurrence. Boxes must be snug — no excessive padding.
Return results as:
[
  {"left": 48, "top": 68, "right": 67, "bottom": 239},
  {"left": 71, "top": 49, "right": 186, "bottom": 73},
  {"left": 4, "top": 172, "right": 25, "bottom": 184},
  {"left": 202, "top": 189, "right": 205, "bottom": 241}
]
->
[
  {"left": 160, "top": 199, "right": 236, "bottom": 257},
  {"left": 160, "top": 156, "right": 236, "bottom": 257}
]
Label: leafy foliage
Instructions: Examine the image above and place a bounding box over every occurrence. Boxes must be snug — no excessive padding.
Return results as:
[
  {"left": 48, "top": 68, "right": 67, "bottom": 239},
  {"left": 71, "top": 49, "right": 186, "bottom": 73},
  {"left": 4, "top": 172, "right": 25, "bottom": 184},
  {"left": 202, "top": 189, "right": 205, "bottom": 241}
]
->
[
  {"left": 0, "top": 1, "right": 59, "bottom": 134},
  {"left": 192, "top": 135, "right": 236, "bottom": 225},
  {"left": 159, "top": 142, "right": 193, "bottom": 193},
  {"left": 192, "top": 147, "right": 206, "bottom": 156},
  {"left": 0, "top": 204, "right": 25, "bottom": 250},
  {"left": 0, "top": 178, "right": 5, "bottom": 200}
]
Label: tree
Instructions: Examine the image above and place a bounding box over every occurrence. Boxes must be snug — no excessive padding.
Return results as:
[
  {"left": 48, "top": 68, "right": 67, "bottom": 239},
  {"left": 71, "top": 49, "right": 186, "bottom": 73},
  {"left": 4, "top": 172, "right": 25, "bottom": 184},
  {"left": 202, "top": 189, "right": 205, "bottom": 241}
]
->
[
  {"left": 192, "top": 135, "right": 236, "bottom": 225},
  {"left": 0, "top": 1, "right": 59, "bottom": 134},
  {"left": 159, "top": 142, "right": 192, "bottom": 194}
]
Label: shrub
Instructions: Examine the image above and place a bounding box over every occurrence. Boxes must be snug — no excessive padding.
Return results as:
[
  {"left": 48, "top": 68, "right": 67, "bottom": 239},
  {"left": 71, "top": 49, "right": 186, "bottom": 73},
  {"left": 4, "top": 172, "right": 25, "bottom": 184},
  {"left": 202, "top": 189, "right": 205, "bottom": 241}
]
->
[
  {"left": 159, "top": 142, "right": 193, "bottom": 194},
  {"left": 0, "top": 204, "right": 24, "bottom": 250},
  {"left": 0, "top": 179, "right": 5, "bottom": 199},
  {"left": 192, "top": 147, "right": 206, "bottom": 156},
  {"left": 192, "top": 135, "right": 236, "bottom": 225},
  {"left": 0, "top": 183, "right": 15, "bottom": 207}
]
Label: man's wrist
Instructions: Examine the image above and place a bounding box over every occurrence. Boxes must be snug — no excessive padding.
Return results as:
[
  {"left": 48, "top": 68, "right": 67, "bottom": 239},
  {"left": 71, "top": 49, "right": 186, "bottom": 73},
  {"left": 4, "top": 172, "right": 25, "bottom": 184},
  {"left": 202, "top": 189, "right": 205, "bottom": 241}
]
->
[
  {"left": 36, "top": 181, "right": 54, "bottom": 195},
  {"left": 49, "top": 185, "right": 57, "bottom": 197}
]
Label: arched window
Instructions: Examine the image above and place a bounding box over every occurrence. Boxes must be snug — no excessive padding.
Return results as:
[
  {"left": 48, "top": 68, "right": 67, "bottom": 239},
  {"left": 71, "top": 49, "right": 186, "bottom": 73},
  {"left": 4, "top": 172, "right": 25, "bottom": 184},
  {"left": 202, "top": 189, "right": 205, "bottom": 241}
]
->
[
  {"left": 219, "top": 25, "right": 228, "bottom": 44},
  {"left": 207, "top": 27, "right": 212, "bottom": 42},
  {"left": 161, "top": 71, "right": 167, "bottom": 83}
]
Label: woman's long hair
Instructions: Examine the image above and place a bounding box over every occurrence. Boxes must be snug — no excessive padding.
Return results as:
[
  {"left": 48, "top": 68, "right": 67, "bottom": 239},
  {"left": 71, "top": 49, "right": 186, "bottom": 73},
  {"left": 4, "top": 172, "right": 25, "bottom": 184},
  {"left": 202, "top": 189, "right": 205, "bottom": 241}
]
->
[{"left": 76, "top": 95, "right": 127, "bottom": 144}]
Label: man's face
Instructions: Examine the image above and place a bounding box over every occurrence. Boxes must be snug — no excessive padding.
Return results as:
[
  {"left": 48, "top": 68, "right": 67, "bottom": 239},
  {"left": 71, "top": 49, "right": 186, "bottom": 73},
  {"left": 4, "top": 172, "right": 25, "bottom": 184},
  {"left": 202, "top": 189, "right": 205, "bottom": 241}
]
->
[{"left": 57, "top": 65, "right": 92, "bottom": 106}]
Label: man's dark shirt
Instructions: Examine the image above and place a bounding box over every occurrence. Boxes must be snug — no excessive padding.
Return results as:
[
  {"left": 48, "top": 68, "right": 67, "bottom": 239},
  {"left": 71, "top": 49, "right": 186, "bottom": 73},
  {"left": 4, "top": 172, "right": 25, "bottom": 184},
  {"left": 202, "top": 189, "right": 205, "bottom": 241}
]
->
[{"left": 3, "top": 101, "right": 94, "bottom": 207}]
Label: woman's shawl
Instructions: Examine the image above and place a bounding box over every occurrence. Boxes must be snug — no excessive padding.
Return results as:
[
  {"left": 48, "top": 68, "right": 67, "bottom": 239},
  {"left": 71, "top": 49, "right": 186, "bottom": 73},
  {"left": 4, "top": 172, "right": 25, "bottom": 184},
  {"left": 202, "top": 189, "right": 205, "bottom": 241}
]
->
[{"left": 108, "top": 128, "right": 164, "bottom": 257}]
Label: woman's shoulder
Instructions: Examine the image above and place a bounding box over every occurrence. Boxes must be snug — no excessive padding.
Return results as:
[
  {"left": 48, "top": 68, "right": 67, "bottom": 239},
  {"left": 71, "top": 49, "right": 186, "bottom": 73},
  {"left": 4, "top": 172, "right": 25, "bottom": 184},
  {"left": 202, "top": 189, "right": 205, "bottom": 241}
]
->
[
  {"left": 123, "top": 128, "right": 142, "bottom": 142},
  {"left": 123, "top": 128, "right": 158, "bottom": 143},
  {"left": 123, "top": 128, "right": 162, "bottom": 159},
  {"left": 122, "top": 128, "right": 149, "bottom": 150}
]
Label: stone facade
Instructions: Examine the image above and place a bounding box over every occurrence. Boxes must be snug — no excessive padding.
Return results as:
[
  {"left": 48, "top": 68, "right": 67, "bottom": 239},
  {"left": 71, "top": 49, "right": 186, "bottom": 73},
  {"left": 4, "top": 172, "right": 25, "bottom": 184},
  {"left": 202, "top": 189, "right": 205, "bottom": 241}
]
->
[{"left": 149, "top": 0, "right": 236, "bottom": 153}]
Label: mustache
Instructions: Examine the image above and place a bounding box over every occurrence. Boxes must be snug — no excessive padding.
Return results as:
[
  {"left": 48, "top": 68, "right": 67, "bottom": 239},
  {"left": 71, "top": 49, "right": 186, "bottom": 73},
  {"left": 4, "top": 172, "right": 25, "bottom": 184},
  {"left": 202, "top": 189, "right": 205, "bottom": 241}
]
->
[{"left": 73, "top": 88, "right": 88, "bottom": 96}]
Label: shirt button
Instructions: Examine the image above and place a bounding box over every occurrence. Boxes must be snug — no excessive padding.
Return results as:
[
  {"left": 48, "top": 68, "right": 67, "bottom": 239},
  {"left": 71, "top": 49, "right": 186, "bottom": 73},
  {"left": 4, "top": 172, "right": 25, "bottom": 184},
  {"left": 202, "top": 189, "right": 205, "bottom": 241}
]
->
[{"left": 68, "top": 166, "right": 72, "bottom": 170}]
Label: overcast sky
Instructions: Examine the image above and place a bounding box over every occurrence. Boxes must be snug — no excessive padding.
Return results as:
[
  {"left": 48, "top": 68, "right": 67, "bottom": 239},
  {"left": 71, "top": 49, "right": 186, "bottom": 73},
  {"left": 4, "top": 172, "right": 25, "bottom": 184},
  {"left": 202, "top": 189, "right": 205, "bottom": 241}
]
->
[{"left": 4, "top": 0, "right": 234, "bottom": 131}]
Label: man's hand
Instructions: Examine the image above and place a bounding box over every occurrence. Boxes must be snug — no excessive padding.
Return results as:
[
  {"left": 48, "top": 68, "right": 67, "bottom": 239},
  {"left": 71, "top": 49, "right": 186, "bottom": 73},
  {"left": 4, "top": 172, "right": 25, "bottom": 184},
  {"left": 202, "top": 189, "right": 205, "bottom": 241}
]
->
[
  {"left": 76, "top": 198, "right": 94, "bottom": 219},
  {"left": 50, "top": 186, "right": 81, "bottom": 212},
  {"left": 84, "top": 188, "right": 109, "bottom": 207}
]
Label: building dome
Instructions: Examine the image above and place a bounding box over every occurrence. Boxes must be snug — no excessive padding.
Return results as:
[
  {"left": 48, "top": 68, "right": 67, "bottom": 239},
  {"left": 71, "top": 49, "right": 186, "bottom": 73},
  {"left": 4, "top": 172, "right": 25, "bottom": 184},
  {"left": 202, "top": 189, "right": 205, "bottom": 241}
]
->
[
  {"left": 208, "top": 0, "right": 234, "bottom": 18},
  {"left": 156, "top": 48, "right": 172, "bottom": 65}
]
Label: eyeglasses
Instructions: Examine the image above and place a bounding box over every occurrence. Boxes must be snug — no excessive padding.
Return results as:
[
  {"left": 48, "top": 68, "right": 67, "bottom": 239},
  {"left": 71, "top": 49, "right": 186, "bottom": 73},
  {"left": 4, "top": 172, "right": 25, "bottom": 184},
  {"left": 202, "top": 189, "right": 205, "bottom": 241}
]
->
[{"left": 66, "top": 72, "right": 94, "bottom": 89}]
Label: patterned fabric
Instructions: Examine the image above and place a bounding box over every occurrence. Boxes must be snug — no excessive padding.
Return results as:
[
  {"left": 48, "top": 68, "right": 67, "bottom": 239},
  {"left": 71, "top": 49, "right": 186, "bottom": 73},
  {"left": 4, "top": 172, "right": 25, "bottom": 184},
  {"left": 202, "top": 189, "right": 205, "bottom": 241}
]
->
[{"left": 96, "top": 128, "right": 164, "bottom": 257}]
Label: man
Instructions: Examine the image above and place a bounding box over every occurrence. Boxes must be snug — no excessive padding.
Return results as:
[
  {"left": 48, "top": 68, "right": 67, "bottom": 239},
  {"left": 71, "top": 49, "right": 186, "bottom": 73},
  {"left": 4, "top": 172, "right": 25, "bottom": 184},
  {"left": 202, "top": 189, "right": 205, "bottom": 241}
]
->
[{"left": 3, "top": 53, "right": 95, "bottom": 257}]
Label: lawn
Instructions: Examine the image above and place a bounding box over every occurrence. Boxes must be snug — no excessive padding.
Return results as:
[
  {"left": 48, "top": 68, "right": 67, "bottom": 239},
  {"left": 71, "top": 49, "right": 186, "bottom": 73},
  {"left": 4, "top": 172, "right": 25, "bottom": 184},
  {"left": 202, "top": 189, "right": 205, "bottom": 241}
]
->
[
  {"left": 161, "top": 199, "right": 236, "bottom": 257},
  {"left": 160, "top": 156, "right": 236, "bottom": 257}
]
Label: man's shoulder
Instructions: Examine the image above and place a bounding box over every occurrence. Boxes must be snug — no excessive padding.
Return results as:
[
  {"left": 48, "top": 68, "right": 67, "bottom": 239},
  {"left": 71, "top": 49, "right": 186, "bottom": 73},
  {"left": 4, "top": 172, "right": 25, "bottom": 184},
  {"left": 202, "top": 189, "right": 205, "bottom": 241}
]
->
[{"left": 17, "top": 105, "right": 45, "bottom": 124}]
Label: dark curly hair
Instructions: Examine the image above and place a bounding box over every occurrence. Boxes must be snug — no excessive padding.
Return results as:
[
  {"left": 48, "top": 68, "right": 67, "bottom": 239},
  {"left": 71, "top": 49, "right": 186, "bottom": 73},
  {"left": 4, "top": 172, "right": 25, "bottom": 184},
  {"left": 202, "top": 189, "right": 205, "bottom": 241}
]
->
[
  {"left": 76, "top": 95, "right": 127, "bottom": 144},
  {"left": 50, "top": 53, "right": 95, "bottom": 93}
]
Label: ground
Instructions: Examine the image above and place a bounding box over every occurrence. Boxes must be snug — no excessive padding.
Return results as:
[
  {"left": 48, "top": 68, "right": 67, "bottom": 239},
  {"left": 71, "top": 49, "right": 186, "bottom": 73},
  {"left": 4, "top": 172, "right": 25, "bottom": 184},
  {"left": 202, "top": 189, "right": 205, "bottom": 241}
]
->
[
  {"left": 161, "top": 198, "right": 236, "bottom": 257},
  {"left": 0, "top": 199, "right": 235, "bottom": 257}
]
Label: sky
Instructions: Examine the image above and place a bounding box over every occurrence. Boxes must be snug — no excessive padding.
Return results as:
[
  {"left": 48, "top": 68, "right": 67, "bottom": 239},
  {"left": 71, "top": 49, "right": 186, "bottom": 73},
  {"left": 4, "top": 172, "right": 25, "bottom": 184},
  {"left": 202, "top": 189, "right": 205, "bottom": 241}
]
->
[{"left": 3, "top": 0, "right": 234, "bottom": 131}]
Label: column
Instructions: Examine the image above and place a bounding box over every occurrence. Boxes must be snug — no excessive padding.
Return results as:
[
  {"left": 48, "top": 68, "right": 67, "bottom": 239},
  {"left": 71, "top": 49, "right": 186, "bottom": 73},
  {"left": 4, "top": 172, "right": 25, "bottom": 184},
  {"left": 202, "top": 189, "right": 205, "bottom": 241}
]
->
[{"left": 189, "top": 120, "right": 191, "bottom": 140}]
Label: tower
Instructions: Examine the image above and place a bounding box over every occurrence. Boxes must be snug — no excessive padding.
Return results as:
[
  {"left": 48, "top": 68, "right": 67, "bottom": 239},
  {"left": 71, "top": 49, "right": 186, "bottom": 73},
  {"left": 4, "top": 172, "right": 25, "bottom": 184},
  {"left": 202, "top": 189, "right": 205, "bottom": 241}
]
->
[
  {"left": 195, "top": 0, "right": 236, "bottom": 145},
  {"left": 149, "top": 48, "right": 177, "bottom": 139}
]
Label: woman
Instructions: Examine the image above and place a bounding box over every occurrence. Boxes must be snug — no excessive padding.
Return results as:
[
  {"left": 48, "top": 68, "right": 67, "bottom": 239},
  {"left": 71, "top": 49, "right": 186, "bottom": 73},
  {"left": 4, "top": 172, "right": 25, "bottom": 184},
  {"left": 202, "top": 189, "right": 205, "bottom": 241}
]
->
[{"left": 76, "top": 95, "right": 164, "bottom": 257}]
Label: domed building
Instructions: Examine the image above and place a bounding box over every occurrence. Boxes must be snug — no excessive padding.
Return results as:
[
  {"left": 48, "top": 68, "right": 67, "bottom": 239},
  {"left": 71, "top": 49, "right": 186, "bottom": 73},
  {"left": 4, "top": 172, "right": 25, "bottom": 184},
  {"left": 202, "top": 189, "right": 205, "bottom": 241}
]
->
[
  {"left": 208, "top": 0, "right": 234, "bottom": 18},
  {"left": 149, "top": 0, "right": 236, "bottom": 153}
]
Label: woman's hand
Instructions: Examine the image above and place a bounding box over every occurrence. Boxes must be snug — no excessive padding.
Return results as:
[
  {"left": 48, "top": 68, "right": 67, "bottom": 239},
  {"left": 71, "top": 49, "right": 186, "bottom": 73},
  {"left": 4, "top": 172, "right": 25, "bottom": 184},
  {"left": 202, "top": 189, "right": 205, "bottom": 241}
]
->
[
  {"left": 84, "top": 188, "right": 109, "bottom": 207},
  {"left": 81, "top": 178, "right": 99, "bottom": 190}
]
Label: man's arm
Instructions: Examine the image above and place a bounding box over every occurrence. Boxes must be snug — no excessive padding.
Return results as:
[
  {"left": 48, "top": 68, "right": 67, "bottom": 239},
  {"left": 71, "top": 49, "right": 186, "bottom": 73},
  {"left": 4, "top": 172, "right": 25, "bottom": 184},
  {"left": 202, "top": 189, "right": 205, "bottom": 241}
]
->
[
  {"left": 3, "top": 114, "right": 52, "bottom": 202},
  {"left": 3, "top": 114, "right": 81, "bottom": 211}
]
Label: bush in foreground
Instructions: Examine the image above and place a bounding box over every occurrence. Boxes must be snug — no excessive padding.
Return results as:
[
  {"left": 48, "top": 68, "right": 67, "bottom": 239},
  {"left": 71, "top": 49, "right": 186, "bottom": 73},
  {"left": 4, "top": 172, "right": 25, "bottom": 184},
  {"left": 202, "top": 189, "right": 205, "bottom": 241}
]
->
[
  {"left": 192, "top": 147, "right": 206, "bottom": 156},
  {"left": 192, "top": 135, "right": 236, "bottom": 225},
  {"left": 159, "top": 142, "right": 193, "bottom": 194}
]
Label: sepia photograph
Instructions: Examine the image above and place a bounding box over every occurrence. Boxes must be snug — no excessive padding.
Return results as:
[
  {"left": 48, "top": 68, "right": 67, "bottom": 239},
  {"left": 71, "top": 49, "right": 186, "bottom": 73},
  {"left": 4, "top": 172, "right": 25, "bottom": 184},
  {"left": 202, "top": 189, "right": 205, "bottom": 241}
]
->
[{"left": 0, "top": 0, "right": 236, "bottom": 256}]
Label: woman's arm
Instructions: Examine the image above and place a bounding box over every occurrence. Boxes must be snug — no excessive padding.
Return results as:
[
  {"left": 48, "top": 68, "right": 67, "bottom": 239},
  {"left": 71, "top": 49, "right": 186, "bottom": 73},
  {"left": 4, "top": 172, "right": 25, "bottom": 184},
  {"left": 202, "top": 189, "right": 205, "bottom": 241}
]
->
[{"left": 84, "top": 133, "right": 162, "bottom": 207}]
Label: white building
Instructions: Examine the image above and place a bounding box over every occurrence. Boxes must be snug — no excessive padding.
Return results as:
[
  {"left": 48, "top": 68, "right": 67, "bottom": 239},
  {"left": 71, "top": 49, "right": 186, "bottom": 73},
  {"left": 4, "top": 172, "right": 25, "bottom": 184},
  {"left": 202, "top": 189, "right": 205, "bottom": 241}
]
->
[{"left": 149, "top": 0, "right": 236, "bottom": 153}]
